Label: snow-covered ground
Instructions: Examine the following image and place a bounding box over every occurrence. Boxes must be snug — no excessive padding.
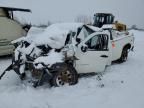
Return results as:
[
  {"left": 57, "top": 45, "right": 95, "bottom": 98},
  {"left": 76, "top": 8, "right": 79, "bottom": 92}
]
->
[{"left": 0, "top": 30, "right": 144, "bottom": 108}]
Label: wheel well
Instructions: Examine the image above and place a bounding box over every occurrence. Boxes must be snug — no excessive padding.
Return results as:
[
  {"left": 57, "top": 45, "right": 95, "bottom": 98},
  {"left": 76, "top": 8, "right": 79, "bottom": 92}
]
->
[
  {"left": 116, "top": 43, "right": 131, "bottom": 63},
  {"left": 123, "top": 44, "right": 131, "bottom": 49}
]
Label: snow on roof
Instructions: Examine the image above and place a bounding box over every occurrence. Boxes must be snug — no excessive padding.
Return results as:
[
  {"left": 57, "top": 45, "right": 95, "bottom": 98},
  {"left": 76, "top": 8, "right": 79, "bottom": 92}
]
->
[
  {"left": 24, "top": 23, "right": 84, "bottom": 49},
  {"left": 85, "top": 25, "right": 102, "bottom": 31},
  {"left": 14, "top": 23, "right": 104, "bottom": 49},
  {"left": 46, "top": 23, "right": 84, "bottom": 32},
  {"left": 102, "top": 24, "right": 114, "bottom": 29}
]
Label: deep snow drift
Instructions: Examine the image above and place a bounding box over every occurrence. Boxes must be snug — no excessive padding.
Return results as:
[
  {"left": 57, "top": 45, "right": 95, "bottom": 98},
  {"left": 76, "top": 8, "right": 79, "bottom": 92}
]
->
[{"left": 0, "top": 30, "right": 144, "bottom": 108}]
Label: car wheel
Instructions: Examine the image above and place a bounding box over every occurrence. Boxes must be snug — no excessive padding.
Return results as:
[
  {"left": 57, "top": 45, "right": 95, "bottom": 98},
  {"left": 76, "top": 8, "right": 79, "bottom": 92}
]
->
[{"left": 51, "top": 64, "right": 78, "bottom": 87}]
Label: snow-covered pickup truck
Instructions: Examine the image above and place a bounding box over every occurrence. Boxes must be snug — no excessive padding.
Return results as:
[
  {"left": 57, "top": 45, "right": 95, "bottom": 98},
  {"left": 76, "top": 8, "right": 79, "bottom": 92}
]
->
[{"left": 1, "top": 23, "right": 134, "bottom": 87}]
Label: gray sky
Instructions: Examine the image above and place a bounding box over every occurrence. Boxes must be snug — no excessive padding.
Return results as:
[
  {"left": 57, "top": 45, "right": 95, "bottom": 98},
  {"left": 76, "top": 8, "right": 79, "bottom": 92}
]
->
[{"left": 0, "top": 0, "right": 144, "bottom": 28}]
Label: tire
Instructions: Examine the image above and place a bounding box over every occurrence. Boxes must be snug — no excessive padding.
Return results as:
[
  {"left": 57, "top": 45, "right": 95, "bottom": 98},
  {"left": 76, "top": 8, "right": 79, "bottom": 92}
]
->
[
  {"left": 119, "top": 47, "right": 129, "bottom": 63},
  {"left": 50, "top": 64, "right": 78, "bottom": 87}
]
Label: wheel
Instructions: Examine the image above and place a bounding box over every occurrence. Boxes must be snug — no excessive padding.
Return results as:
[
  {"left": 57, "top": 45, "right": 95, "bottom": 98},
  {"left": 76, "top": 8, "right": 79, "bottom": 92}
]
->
[
  {"left": 50, "top": 64, "right": 78, "bottom": 87},
  {"left": 119, "top": 47, "right": 129, "bottom": 63}
]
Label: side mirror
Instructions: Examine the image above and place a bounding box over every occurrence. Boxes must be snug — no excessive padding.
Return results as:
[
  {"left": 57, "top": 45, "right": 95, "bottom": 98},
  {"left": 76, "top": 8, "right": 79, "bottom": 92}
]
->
[
  {"left": 81, "top": 45, "right": 88, "bottom": 52},
  {"left": 76, "top": 38, "right": 81, "bottom": 44}
]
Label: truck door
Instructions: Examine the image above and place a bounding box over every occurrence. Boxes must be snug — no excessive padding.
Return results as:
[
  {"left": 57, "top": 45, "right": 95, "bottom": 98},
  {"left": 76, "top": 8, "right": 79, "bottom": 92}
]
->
[{"left": 75, "top": 33, "right": 110, "bottom": 73}]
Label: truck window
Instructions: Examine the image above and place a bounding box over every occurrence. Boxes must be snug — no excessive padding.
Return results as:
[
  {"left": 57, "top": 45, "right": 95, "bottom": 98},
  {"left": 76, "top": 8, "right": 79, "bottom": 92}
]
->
[{"left": 85, "top": 34, "right": 108, "bottom": 51}]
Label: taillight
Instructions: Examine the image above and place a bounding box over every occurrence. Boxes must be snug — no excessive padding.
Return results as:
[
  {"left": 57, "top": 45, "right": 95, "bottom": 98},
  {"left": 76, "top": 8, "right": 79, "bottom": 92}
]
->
[{"left": 112, "top": 42, "right": 115, "bottom": 48}]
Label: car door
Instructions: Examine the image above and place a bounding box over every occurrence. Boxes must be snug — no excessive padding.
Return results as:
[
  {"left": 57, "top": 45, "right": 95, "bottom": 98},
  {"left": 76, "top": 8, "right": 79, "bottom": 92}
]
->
[{"left": 75, "top": 32, "right": 110, "bottom": 73}]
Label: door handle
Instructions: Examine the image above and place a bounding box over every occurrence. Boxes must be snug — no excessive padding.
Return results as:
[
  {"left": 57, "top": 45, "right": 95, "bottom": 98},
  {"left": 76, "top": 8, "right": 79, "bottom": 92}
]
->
[{"left": 100, "top": 55, "right": 108, "bottom": 58}]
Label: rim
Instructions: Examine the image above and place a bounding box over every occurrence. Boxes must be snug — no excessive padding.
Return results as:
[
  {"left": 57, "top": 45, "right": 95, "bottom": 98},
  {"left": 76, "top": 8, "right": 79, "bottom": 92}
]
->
[{"left": 56, "top": 70, "right": 73, "bottom": 86}]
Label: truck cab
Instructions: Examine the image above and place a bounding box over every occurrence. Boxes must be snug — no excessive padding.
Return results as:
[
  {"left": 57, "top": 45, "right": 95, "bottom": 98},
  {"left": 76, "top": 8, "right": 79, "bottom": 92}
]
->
[
  {"left": 75, "top": 30, "right": 111, "bottom": 73},
  {"left": 93, "top": 13, "right": 114, "bottom": 28},
  {"left": 74, "top": 27, "right": 134, "bottom": 74}
]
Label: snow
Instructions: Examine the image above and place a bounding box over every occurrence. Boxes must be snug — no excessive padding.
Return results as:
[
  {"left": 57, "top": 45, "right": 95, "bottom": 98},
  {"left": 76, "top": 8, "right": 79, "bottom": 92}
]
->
[
  {"left": 0, "top": 30, "right": 144, "bottom": 108},
  {"left": 11, "top": 37, "right": 26, "bottom": 44},
  {"left": 102, "top": 24, "right": 114, "bottom": 29},
  {"left": 34, "top": 49, "right": 64, "bottom": 68},
  {"left": 28, "top": 27, "right": 45, "bottom": 35},
  {"left": 13, "top": 23, "right": 83, "bottom": 50},
  {"left": 34, "top": 23, "right": 83, "bottom": 49},
  {"left": 14, "top": 43, "right": 42, "bottom": 61},
  {"left": 113, "top": 32, "right": 133, "bottom": 41},
  {"left": 86, "top": 25, "right": 102, "bottom": 31},
  {"left": 29, "top": 23, "right": 83, "bottom": 46},
  {"left": 46, "top": 23, "right": 83, "bottom": 32}
]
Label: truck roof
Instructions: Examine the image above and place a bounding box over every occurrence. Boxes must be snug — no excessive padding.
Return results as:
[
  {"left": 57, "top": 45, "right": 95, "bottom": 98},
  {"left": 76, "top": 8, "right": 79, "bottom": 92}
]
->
[
  {"left": 94, "top": 13, "right": 114, "bottom": 17},
  {"left": 0, "top": 7, "right": 31, "bottom": 12}
]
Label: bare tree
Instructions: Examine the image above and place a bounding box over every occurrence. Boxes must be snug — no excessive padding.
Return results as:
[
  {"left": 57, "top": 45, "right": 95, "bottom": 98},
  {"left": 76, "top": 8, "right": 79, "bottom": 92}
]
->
[{"left": 75, "top": 15, "right": 92, "bottom": 24}]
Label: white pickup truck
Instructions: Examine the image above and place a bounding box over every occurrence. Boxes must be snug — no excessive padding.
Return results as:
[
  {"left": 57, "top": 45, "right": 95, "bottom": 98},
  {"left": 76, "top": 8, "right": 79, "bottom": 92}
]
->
[
  {"left": 74, "top": 27, "right": 134, "bottom": 74},
  {"left": 6, "top": 23, "right": 134, "bottom": 87}
]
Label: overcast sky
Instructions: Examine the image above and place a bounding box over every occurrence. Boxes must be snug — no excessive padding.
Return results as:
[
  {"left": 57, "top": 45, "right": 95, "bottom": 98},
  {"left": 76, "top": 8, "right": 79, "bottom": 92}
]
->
[{"left": 0, "top": 0, "right": 144, "bottom": 28}]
